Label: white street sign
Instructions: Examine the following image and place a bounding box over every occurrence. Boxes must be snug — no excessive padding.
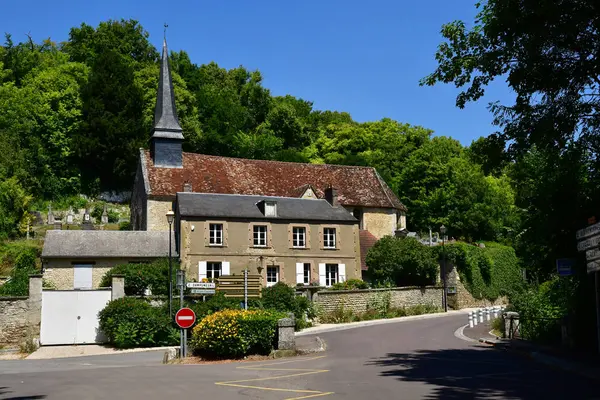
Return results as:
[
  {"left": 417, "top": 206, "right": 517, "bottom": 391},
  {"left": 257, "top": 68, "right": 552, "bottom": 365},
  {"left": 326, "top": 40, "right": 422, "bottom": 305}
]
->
[
  {"left": 589, "top": 261, "right": 600, "bottom": 274},
  {"left": 577, "top": 234, "right": 600, "bottom": 252},
  {"left": 587, "top": 248, "right": 600, "bottom": 262},
  {"left": 190, "top": 289, "right": 215, "bottom": 295},
  {"left": 186, "top": 282, "right": 216, "bottom": 289},
  {"left": 577, "top": 222, "right": 600, "bottom": 240}
]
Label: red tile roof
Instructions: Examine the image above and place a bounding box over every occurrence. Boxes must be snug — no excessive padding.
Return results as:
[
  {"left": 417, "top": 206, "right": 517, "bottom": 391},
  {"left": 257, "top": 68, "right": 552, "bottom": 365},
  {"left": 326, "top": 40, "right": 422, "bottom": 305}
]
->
[
  {"left": 142, "top": 150, "right": 405, "bottom": 210},
  {"left": 359, "top": 229, "right": 379, "bottom": 271}
]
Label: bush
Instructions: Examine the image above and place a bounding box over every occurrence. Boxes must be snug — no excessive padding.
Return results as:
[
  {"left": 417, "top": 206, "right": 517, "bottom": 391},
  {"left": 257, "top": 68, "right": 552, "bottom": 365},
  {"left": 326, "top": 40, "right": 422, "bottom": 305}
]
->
[
  {"left": 118, "top": 221, "right": 132, "bottom": 231},
  {"left": 100, "top": 258, "right": 176, "bottom": 295},
  {"left": 440, "top": 242, "right": 524, "bottom": 300},
  {"left": 261, "top": 282, "right": 315, "bottom": 329},
  {"left": 187, "top": 292, "right": 243, "bottom": 321},
  {"left": 98, "top": 297, "right": 178, "bottom": 349},
  {"left": 91, "top": 203, "right": 119, "bottom": 223},
  {"left": 366, "top": 237, "right": 438, "bottom": 287},
  {"left": 0, "top": 242, "right": 40, "bottom": 296},
  {"left": 331, "top": 278, "right": 369, "bottom": 290},
  {"left": 318, "top": 301, "right": 440, "bottom": 324},
  {"left": 190, "top": 309, "right": 283, "bottom": 358}
]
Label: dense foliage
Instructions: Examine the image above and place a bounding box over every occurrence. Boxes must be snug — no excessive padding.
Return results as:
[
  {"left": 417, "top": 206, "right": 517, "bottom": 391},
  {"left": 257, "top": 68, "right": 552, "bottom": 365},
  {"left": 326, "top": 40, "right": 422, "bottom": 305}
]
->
[
  {"left": 99, "top": 258, "right": 175, "bottom": 296},
  {"left": 331, "top": 279, "right": 369, "bottom": 290},
  {"left": 261, "top": 282, "right": 314, "bottom": 329},
  {"left": 98, "top": 297, "right": 178, "bottom": 349},
  {"left": 0, "top": 19, "right": 518, "bottom": 245},
  {"left": 190, "top": 309, "right": 283, "bottom": 358},
  {"left": 366, "top": 237, "right": 438, "bottom": 287},
  {"left": 441, "top": 242, "right": 523, "bottom": 301}
]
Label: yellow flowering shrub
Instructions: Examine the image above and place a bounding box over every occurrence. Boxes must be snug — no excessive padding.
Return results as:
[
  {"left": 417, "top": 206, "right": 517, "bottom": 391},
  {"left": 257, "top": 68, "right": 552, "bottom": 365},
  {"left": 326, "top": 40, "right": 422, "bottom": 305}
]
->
[{"left": 190, "top": 309, "right": 283, "bottom": 358}]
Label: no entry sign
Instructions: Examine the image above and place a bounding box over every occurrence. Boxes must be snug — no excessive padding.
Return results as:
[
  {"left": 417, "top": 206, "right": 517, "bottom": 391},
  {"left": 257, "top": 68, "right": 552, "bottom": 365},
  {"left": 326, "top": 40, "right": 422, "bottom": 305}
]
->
[{"left": 175, "top": 307, "right": 196, "bottom": 329}]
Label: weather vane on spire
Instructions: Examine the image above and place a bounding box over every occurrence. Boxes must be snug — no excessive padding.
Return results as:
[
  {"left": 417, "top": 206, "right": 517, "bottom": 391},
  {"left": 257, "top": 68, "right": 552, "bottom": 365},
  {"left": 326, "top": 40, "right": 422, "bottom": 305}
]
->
[{"left": 163, "top": 23, "right": 168, "bottom": 40}]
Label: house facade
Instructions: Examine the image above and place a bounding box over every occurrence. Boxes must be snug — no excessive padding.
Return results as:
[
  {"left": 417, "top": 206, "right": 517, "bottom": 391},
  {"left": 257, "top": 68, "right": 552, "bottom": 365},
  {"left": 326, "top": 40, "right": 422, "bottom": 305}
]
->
[
  {"left": 175, "top": 191, "right": 361, "bottom": 287},
  {"left": 41, "top": 230, "right": 175, "bottom": 290}
]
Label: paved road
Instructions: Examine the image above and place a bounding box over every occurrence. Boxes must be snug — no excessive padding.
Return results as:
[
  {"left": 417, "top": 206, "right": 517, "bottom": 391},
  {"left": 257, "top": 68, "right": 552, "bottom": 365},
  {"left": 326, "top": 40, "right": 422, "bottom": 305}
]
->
[{"left": 1, "top": 314, "right": 600, "bottom": 399}]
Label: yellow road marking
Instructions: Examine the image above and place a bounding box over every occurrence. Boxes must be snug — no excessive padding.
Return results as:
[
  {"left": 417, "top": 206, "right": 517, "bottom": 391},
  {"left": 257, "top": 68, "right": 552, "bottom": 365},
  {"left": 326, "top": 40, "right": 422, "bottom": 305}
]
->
[{"left": 215, "top": 356, "right": 334, "bottom": 399}]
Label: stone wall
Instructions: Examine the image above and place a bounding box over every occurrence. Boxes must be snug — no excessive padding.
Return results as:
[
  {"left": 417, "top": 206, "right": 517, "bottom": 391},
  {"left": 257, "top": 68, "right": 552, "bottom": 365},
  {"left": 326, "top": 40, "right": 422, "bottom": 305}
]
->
[
  {"left": 313, "top": 286, "right": 443, "bottom": 314},
  {"left": 454, "top": 280, "right": 508, "bottom": 309},
  {"left": 0, "top": 275, "right": 42, "bottom": 347},
  {"left": 361, "top": 208, "right": 397, "bottom": 239},
  {"left": 146, "top": 198, "right": 174, "bottom": 231}
]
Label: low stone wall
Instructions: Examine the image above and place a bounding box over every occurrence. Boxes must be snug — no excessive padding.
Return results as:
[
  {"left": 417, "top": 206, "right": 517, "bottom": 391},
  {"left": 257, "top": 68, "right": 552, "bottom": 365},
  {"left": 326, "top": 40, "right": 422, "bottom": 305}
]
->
[
  {"left": 0, "top": 276, "right": 42, "bottom": 347},
  {"left": 313, "top": 286, "right": 443, "bottom": 314},
  {"left": 454, "top": 280, "right": 508, "bottom": 308}
]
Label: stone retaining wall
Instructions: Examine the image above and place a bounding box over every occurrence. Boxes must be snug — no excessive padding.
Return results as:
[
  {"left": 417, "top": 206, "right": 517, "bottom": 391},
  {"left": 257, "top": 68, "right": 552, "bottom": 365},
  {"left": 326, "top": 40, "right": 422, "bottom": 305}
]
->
[
  {"left": 0, "top": 275, "right": 42, "bottom": 347},
  {"left": 313, "top": 286, "right": 443, "bottom": 314}
]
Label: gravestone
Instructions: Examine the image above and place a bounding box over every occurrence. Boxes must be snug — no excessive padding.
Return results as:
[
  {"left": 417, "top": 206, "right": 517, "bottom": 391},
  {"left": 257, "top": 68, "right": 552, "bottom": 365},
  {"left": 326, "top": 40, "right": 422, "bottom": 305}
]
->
[
  {"left": 47, "top": 204, "right": 55, "bottom": 225},
  {"left": 101, "top": 204, "right": 109, "bottom": 224},
  {"left": 66, "top": 207, "right": 74, "bottom": 224},
  {"left": 81, "top": 208, "right": 95, "bottom": 230},
  {"left": 30, "top": 211, "right": 44, "bottom": 226},
  {"left": 53, "top": 220, "right": 62, "bottom": 230}
]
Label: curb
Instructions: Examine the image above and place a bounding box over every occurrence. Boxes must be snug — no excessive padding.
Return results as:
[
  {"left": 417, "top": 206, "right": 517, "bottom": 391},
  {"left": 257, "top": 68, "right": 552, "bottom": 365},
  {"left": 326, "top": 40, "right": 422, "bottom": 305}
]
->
[
  {"left": 26, "top": 345, "right": 179, "bottom": 360},
  {"left": 296, "top": 309, "right": 472, "bottom": 336}
]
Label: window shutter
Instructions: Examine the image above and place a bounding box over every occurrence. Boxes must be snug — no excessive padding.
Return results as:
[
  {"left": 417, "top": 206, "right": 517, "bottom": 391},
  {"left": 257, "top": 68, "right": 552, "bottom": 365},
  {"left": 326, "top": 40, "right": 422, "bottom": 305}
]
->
[
  {"left": 73, "top": 264, "right": 93, "bottom": 289},
  {"left": 319, "top": 263, "right": 326, "bottom": 286},
  {"left": 338, "top": 264, "right": 346, "bottom": 283},
  {"left": 198, "top": 261, "right": 207, "bottom": 281},
  {"left": 296, "top": 263, "right": 304, "bottom": 284},
  {"left": 222, "top": 261, "right": 231, "bottom": 276}
]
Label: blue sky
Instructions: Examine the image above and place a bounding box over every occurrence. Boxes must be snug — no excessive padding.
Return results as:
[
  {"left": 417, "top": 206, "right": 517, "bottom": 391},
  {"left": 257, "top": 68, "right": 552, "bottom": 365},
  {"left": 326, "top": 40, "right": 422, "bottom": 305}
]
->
[{"left": 2, "top": 0, "right": 514, "bottom": 145}]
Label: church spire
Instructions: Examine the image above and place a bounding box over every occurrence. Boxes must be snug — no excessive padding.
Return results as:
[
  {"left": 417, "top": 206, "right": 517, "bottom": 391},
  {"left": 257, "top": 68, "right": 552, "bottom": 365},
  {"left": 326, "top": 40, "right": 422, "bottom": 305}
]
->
[
  {"left": 150, "top": 31, "right": 184, "bottom": 168},
  {"left": 152, "top": 38, "right": 183, "bottom": 137}
]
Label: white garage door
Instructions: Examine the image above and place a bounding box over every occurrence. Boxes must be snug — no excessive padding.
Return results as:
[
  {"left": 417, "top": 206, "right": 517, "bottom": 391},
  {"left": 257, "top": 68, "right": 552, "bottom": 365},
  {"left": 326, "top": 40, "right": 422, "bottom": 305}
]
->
[{"left": 40, "top": 290, "right": 112, "bottom": 345}]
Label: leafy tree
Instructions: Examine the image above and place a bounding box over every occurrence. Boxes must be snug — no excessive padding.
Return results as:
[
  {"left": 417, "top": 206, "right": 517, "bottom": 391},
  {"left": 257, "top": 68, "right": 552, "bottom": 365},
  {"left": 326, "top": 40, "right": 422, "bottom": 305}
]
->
[
  {"left": 0, "top": 178, "right": 32, "bottom": 239},
  {"left": 366, "top": 237, "right": 438, "bottom": 286}
]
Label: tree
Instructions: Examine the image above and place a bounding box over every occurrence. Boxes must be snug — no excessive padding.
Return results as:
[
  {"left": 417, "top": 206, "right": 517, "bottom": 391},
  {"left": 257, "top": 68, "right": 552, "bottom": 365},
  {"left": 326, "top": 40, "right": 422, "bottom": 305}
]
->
[
  {"left": 0, "top": 178, "right": 32, "bottom": 239},
  {"left": 366, "top": 236, "right": 438, "bottom": 286}
]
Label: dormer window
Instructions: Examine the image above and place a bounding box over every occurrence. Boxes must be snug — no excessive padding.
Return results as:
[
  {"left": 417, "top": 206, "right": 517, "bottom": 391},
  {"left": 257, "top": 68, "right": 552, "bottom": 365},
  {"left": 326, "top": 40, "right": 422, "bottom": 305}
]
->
[{"left": 264, "top": 201, "right": 277, "bottom": 217}]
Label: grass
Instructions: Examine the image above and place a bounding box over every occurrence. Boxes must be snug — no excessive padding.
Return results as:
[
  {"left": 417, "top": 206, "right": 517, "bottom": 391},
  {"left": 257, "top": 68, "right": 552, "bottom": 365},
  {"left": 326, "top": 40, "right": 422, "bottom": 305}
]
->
[{"left": 318, "top": 303, "right": 441, "bottom": 324}]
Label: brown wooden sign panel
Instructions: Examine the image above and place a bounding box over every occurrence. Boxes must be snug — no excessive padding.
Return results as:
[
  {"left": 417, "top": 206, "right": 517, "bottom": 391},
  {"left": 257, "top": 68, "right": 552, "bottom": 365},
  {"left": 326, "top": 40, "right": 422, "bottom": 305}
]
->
[{"left": 216, "top": 274, "right": 262, "bottom": 298}]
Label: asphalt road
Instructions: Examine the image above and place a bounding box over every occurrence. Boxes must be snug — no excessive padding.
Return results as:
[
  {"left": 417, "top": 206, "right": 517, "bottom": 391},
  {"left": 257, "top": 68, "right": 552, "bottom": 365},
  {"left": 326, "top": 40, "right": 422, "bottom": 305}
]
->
[{"left": 1, "top": 314, "right": 600, "bottom": 399}]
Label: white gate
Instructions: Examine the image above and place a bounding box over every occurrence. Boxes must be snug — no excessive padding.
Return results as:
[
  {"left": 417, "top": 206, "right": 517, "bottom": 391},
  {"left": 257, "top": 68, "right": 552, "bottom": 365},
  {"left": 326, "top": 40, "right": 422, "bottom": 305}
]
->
[{"left": 40, "top": 290, "right": 112, "bottom": 345}]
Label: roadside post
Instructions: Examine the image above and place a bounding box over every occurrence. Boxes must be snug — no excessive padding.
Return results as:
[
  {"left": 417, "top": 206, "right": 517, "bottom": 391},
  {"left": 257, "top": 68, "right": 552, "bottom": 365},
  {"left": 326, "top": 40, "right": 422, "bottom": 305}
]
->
[
  {"left": 244, "top": 269, "right": 248, "bottom": 310},
  {"left": 576, "top": 219, "right": 600, "bottom": 354},
  {"left": 176, "top": 270, "right": 187, "bottom": 357},
  {"left": 468, "top": 311, "right": 474, "bottom": 328},
  {"left": 175, "top": 307, "right": 196, "bottom": 358}
]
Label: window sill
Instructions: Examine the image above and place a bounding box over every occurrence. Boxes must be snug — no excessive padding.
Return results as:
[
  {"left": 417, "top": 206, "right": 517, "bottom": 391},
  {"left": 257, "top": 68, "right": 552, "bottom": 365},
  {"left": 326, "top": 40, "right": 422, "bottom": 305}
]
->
[
  {"left": 323, "top": 247, "right": 338, "bottom": 250},
  {"left": 208, "top": 243, "right": 224, "bottom": 247},
  {"left": 292, "top": 246, "right": 307, "bottom": 249}
]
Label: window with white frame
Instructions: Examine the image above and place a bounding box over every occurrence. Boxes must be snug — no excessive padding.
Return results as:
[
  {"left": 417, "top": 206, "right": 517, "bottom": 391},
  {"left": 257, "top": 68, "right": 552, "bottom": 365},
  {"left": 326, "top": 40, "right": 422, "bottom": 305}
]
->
[
  {"left": 207, "top": 262, "right": 222, "bottom": 280},
  {"left": 323, "top": 227, "right": 336, "bottom": 249},
  {"left": 267, "top": 265, "right": 279, "bottom": 287},
  {"left": 325, "top": 264, "right": 338, "bottom": 286},
  {"left": 293, "top": 227, "right": 306, "bottom": 248},
  {"left": 303, "top": 263, "right": 311, "bottom": 285},
  {"left": 209, "top": 223, "right": 223, "bottom": 245},
  {"left": 264, "top": 201, "right": 277, "bottom": 217},
  {"left": 253, "top": 225, "right": 267, "bottom": 247}
]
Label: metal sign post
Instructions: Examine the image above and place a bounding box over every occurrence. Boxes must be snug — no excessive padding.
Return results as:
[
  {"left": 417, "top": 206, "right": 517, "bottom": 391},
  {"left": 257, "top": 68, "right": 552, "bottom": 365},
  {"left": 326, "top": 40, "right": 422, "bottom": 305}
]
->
[
  {"left": 576, "top": 221, "right": 600, "bottom": 354},
  {"left": 176, "top": 270, "right": 186, "bottom": 357},
  {"left": 244, "top": 269, "right": 248, "bottom": 310},
  {"left": 175, "top": 307, "right": 196, "bottom": 358}
]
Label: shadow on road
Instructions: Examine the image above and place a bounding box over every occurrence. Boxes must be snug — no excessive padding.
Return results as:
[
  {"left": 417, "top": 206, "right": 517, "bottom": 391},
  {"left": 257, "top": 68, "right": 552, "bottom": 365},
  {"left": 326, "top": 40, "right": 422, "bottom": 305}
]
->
[
  {"left": 0, "top": 386, "right": 46, "bottom": 400},
  {"left": 367, "top": 346, "right": 600, "bottom": 399}
]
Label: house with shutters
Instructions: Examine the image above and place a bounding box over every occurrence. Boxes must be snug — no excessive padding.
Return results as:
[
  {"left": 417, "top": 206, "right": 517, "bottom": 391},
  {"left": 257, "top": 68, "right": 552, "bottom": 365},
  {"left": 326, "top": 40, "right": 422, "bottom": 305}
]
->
[
  {"left": 129, "top": 38, "right": 407, "bottom": 281},
  {"left": 174, "top": 191, "right": 361, "bottom": 287}
]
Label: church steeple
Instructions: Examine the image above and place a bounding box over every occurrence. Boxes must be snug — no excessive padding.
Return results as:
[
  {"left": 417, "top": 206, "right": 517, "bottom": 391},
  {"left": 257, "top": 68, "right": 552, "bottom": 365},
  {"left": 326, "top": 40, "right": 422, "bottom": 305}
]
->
[{"left": 150, "top": 35, "right": 184, "bottom": 168}]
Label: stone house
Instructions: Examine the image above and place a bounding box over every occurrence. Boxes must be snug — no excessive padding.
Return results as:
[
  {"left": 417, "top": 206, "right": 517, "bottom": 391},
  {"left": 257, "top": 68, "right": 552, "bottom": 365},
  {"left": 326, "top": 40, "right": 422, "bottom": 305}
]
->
[
  {"left": 175, "top": 190, "right": 361, "bottom": 287},
  {"left": 41, "top": 230, "right": 175, "bottom": 290},
  {"left": 129, "top": 39, "right": 407, "bottom": 260}
]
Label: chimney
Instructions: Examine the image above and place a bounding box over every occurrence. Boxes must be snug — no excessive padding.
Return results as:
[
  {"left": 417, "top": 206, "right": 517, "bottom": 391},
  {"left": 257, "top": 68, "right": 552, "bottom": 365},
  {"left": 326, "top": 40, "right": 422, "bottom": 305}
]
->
[
  {"left": 183, "top": 182, "right": 192, "bottom": 192},
  {"left": 324, "top": 185, "right": 339, "bottom": 207}
]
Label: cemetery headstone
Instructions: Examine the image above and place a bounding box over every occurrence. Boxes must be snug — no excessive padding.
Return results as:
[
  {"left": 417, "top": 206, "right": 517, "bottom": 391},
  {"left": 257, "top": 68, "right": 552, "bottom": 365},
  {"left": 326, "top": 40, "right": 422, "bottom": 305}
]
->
[{"left": 47, "top": 204, "right": 55, "bottom": 225}]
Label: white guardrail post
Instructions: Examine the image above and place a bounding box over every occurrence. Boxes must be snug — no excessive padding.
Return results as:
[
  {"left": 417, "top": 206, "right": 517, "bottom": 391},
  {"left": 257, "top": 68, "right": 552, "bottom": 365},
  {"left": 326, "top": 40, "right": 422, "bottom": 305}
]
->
[
  {"left": 478, "top": 308, "right": 484, "bottom": 323},
  {"left": 485, "top": 307, "right": 491, "bottom": 322},
  {"left": 468, "top": 311, "right": 474, "bottom": 328},
  {"left": 473, "top": 310, "right": 478, "bottom": 326}
]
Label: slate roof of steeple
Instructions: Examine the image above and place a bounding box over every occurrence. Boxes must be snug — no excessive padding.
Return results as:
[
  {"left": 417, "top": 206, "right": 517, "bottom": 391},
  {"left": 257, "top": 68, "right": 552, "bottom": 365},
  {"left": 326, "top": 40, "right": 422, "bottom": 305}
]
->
[{"left": 151, "top": 39, "right": 183, "bottom": 139}]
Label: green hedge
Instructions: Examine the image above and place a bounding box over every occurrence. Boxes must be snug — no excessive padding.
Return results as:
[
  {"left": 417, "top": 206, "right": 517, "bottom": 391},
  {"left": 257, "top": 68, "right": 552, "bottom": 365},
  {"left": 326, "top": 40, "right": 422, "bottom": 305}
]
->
[
  {"left": 98, "top": 297, "right": 179, "bottom": 349},
  {"left": 261, "top": 282, "right": 315, "bottom": 329},
  {"left": 99, "top": 258, "right": 176, "bottom": 296},
  {"left": 331, "top": 278, "right": 369, "bottom": 290},
  {"left": 439, "top": 242, "right": 523, "bottom": 300},
  {"left": 190, "top": 309, "right": 284, "bottom": 358}
]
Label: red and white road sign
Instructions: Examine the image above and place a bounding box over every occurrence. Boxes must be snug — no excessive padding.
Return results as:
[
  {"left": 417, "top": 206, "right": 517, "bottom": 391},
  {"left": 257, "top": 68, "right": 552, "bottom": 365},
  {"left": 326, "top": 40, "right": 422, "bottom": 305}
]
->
[{"left": 175, "top": 307, "right": 196, "bottom": 329}]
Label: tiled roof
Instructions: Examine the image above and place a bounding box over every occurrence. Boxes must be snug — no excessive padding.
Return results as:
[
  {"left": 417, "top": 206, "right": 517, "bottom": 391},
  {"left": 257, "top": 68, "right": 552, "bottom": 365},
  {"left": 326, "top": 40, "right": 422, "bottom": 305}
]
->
[
  {"left": 42, "top": 231, "right": 177, "bottom": 259},
  {"left": 142, "top": 150, "right": 406, "bottom": 210},
  {"left": 177, "top": 192, "right": 357, "bottom": 222},
  {"left": 359, "top": 229, "right": 379, "bottom": 271}
]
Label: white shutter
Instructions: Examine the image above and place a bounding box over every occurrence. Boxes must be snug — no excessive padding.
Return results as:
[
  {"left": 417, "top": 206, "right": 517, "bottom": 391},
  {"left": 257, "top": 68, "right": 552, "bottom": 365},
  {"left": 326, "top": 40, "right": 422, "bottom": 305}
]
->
[
  {"left": 73, "top": 264, "right": 93, "bottom": 289},
  {"left": 222, "top": 261, "right": 231, "bottom": 276},
  {"left": 198, "top": 261, "right": 207, "bottom": 281},
  {"left": 319, "top": 263, "right": 326, "bottom": 286},
  {"left": 338, "top": 263, "right": 346, "bottom": 283},
  {"left": 296, "top": 263, "right": 304, "bottom": 284}
]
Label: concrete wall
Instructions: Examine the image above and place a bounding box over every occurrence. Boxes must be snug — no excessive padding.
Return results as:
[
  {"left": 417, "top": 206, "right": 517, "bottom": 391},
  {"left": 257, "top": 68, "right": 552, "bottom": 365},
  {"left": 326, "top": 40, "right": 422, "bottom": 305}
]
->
[
  {"left": 361, "top": 208, "right": 398, "bottom": 239},
  {"left": 0, "top": 276, "right": 42, "bottom": 347},
  {"left": 146, "top": 198, "right": 174, "bottom": 231},
  {"left": 43, "top": 258, "right": 154, "bottom": 290},
  {"left": 313, "top": 286, "right": 443, "bottom": 314},
  {"left": 179, "top": 218, "right": 361, "bottom": 286}
]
